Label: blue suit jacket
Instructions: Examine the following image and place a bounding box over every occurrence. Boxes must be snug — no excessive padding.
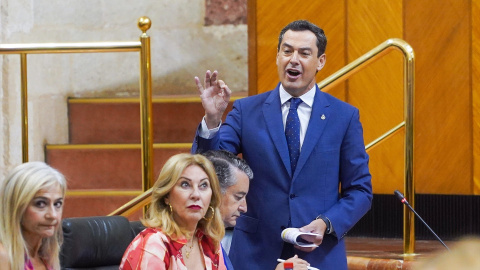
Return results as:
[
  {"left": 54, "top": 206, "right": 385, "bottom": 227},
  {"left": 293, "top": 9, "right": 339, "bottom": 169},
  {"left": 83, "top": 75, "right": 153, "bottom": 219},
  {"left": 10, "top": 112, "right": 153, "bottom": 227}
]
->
[{"left": 192, "top": 84, "right": 372, "bottom": 270}]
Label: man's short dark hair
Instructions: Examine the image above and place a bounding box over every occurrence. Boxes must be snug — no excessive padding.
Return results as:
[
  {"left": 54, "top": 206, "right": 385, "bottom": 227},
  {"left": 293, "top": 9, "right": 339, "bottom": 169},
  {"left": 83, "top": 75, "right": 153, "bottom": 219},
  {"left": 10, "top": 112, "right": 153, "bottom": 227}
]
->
[
  {"left": 202, "top": 150, "right": 253, "bottom": 194},
  {"left": 277, "top": 20, "right": 327, "bottom": 57}
]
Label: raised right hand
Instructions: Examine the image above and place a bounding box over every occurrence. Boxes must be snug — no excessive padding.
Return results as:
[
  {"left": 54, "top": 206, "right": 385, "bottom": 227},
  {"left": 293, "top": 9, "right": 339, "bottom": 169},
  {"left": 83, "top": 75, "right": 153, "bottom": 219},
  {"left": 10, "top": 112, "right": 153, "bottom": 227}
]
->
[{"left": 194, "top": 70, "right": 231, "bottom": 129}]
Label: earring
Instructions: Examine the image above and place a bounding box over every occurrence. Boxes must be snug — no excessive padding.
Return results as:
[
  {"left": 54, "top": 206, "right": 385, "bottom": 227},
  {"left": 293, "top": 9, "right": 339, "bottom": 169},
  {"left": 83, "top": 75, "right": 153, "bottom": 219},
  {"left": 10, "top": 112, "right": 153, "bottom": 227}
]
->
[
  {"left": 167, "top": 203, "right": 173, "bottom": 213},
  {"left": 203, "top": 206, "right": 215, "bottom": 221}
]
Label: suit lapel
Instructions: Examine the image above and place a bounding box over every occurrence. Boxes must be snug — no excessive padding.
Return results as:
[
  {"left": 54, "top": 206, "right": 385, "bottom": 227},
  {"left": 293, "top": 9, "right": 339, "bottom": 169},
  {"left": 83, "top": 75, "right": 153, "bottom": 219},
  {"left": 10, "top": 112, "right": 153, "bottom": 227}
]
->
[
  {"left": 294, "top": 86, "right": 331, "bottom": 180},
  {"left": 263, "top": 86, "right": 292, "bottom": 176}
]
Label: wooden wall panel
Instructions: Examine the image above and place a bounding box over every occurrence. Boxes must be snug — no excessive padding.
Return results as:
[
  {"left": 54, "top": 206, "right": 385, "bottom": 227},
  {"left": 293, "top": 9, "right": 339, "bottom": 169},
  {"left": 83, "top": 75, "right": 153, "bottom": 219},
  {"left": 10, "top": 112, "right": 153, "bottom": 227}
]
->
[
  {"left": 367, "top": 130, "right": 405, "bottom": 193},
  {"left": 405, "top": 0, "right": 471, "bottom": 194},
  {"left": 347, "top": 0, "right": 403, "bottom": 142},
  {"left": 473, "top": 1, "right": 480, "bottom": 195},
  {"left": 250, "top": 0, "right": 346, "bottom": 96},
  {"left": 347, "top": 0, "right": 404, "bottom": 194},
  {"left": 249, "top": 0, "right": 477, "bottom": 195}
]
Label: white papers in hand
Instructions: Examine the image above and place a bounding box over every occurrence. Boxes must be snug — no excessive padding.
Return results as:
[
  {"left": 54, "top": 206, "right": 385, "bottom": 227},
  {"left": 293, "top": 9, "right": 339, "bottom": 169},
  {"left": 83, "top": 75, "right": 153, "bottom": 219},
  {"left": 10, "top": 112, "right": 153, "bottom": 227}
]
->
[{"left": 281, "top": 228, "right": 319, "bottom": 247}]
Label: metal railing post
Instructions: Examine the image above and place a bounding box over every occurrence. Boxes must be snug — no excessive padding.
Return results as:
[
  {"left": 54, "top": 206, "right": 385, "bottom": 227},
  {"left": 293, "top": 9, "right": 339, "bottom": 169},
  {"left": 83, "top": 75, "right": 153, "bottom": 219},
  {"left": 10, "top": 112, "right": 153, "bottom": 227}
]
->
[
  {"left": 20, "top": 54, "right": 29, "bottom": 162},
  {"left": 137, "top": 17, "right": 154, "bottom": 195},
  {"left": 403, "top": 43, "right": 415, "bottom": 255}
]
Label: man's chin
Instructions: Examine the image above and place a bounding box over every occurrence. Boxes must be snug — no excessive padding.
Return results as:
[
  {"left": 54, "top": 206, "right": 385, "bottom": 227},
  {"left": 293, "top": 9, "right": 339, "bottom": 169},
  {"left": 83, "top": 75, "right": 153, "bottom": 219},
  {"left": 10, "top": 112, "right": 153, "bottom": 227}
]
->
[
  {"left": 282, "top": 82, "right": 304, "bottom": 93},
  {"left": 224, "top": 221, "right": 236, "bottom": 228}
]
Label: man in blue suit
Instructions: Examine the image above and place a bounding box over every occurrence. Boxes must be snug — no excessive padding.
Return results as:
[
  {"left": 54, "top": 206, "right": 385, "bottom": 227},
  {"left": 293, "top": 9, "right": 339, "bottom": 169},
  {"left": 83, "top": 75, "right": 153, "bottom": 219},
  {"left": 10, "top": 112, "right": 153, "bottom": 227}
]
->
[
  {"left": 192, "top": 20, "right": 372, "bottom": 270},
  {"left": 202, "top": 150, "right": 253, "bottom": 270}
]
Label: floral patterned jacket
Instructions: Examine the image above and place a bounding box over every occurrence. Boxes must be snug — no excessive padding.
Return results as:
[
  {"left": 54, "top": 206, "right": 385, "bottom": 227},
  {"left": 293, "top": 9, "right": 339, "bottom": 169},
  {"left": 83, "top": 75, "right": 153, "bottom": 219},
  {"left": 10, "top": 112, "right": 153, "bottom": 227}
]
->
[{"left": 120, "top": 227, "right": 226, "bottom": 270}]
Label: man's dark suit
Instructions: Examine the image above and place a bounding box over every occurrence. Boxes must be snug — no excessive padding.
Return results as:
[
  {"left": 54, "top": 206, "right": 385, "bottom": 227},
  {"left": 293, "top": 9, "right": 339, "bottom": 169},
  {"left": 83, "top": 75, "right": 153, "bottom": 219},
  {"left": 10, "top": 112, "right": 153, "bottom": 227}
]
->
[{"left": 192, "top": 83, "right": 372, "bottom": 270}]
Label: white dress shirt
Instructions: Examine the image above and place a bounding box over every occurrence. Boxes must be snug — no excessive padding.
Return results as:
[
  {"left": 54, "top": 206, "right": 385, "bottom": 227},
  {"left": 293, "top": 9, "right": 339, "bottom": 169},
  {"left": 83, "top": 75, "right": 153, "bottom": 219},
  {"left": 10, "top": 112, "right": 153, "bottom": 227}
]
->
[
  {"left": 221, "top": 229, "right": 233, "bottom": 254},
  {"left": 279, "top": 84, "right": 315, "bottom": 148}
]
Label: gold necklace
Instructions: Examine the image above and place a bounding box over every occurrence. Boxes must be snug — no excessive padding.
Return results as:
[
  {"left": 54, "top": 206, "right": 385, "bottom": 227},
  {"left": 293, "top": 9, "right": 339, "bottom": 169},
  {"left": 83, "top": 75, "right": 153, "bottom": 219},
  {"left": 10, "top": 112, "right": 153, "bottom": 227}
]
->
[{"left": 183, "top": 236, "right": 195, "bottom": 259}]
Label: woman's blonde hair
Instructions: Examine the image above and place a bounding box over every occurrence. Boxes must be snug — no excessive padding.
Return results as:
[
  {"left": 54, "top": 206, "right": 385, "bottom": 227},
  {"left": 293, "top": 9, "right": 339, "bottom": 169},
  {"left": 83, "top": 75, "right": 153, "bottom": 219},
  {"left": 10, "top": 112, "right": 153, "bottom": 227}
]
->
[
  {"left": 0, "top": 161, "right": 67, "bottom": 270},
  {"left": 143, "top": 153, "right": 224, "bottom": 248}
]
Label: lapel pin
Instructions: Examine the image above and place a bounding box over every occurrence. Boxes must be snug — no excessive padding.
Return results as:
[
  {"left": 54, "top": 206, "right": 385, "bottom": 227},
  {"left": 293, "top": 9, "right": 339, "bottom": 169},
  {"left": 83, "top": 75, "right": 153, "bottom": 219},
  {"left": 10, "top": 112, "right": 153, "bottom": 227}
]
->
[{"left": 321, "top": 114, "right": 326, "bottom": 120}]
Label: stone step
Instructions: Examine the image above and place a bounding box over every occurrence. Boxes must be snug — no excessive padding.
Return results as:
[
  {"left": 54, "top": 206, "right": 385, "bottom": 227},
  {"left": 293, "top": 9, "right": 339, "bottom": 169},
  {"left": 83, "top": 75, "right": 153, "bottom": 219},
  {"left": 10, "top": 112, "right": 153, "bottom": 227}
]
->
[
  {"left": 68, "top": 94, "right": 243, "bottom": 144},
  {"left": 46, "top": 143, "right": 191, "bottom": 218}
]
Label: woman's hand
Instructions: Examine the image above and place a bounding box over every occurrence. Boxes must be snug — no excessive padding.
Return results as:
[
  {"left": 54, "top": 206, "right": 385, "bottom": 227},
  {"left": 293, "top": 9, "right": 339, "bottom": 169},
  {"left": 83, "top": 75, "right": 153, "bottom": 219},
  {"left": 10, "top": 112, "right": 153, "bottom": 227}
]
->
[{"left": 274, "top": 255, "right": 310, "bottom": 270}]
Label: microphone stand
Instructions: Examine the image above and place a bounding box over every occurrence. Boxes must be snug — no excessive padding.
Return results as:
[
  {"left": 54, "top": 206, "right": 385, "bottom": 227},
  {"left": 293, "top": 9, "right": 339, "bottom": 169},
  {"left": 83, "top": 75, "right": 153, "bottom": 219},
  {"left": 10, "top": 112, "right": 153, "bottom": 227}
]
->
[{"left": 394, "top": 190, "right": 450, "bottom": 251}]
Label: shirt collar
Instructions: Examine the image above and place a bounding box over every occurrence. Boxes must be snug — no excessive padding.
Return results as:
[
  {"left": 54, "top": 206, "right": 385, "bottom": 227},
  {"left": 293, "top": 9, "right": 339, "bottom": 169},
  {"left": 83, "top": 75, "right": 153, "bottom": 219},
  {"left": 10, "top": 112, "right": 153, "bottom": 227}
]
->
[{"left": 279, "top": 84, "right": 316, "bottom": 107}]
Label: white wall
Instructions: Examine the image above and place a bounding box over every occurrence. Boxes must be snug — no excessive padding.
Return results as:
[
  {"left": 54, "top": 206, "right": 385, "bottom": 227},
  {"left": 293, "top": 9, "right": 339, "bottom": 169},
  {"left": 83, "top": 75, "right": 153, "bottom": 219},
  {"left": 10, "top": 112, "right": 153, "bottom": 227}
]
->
[{"left": 0, "top": 0, "right": 247, "bottom": 178}]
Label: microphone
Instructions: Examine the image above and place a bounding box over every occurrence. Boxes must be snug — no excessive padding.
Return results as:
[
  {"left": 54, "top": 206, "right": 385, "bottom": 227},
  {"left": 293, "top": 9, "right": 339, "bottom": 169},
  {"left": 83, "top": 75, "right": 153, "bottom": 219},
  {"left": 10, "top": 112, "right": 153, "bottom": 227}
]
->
[{"left": 394, "top": 190, "right": 449, "bottom": 251}]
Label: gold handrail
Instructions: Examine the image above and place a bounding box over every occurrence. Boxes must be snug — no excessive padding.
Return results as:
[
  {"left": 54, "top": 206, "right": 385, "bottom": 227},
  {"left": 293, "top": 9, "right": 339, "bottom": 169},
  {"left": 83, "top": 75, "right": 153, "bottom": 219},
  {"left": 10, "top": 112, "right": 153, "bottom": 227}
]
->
[
  {"left": 318, "top": 38, "right": 415, "bottom": 255},
  {"left": 0, "top": 42, "right": 141, "bottom": 54},
  {"left": 109, "top": 188, "right": 153, "bottom": 217},
  {"left": 365, "top": 121, "right": 405, "bottom": 150},
  {"left": 0, "top": 16, "right": 155, "bottom": 196}
]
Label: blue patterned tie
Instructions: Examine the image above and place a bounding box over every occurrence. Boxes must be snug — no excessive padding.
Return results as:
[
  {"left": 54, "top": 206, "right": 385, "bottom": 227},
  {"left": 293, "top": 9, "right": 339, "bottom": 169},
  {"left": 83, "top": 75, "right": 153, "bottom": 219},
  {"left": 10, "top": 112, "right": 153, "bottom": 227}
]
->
[{"left": 285, "top": 98, "right": 302, "bottom": 174}]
